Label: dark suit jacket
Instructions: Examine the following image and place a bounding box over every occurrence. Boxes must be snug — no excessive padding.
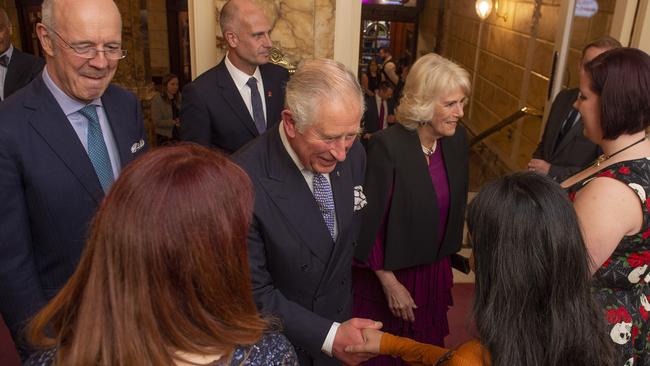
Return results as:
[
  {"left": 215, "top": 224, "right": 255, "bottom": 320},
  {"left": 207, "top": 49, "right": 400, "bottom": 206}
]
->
[
  {"left": 233, "top": 126, "right": 366, "bottom": 366},
  {"left": 355, "top": 124, "right": 469, "bottom": 270},
  {"left": 362, "top": 94, "right": 395, "bottom": 135},
  {"left": 3, "top": 48, "right": 44, "bottom": 100},
  {"left": 180, "top": 59, "right": 289, "bottom": 154},
  {"left": 0, "top": 75, "right": 147, "bottom": 354},
  {"left": 533, "top": 88, "right": 600, "bottom": 181}
]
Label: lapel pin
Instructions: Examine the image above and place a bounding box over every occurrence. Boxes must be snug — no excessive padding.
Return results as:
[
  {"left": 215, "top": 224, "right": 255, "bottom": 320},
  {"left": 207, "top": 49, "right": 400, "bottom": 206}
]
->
[
  {"left": 267, "top": 91, "right": 272, "bottom": 98},
  {"left": 336, "top": 171, "right": 340, "bottom": 177}
]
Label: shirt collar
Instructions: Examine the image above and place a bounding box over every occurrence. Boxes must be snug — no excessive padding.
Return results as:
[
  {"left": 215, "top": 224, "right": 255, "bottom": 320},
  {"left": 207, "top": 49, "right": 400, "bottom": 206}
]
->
[
  {"left": 1, "top": 44, "right": 14, "bottom": 63},
  {"left": 42, "top": 66, "right": 103, "bottom": 116},
  {"left": 224, "top": 52, "right": 263, "bottom": 91},
  {"left": 278, "top": 121, "right": 308, "bottom": 172}
]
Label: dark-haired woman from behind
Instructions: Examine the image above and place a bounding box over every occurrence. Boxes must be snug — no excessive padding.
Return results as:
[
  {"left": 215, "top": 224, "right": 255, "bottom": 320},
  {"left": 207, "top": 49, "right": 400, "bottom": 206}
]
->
[
  {"left": 561, "top": 47, "right": 650, "bottom": 365},
  {"left": 25, "top": 144, "right": 298, "bottom": 365},
  {"left": 347, "top": 172, "right": 614, "bottom": 365}
]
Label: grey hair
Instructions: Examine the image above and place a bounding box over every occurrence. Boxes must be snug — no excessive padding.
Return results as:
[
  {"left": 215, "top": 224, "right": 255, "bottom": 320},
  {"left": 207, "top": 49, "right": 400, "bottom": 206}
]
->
[
  {"left": 41, "top": 0, "right": 54, "bottom": 28},
  {"left": 396, "top": 53, "right": 471, "bottom": 131},
  {"left": 285, "top": 58, "right": 365, "bottom": 132},
  {"left": 219, "top": 0, "right": 238, "bottom": 34}
]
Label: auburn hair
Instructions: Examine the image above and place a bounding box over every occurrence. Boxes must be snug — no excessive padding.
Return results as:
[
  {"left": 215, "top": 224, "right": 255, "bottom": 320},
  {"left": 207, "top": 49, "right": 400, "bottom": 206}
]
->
[{"left": 28, "top": 144, "right": 268, "bottom": 365}]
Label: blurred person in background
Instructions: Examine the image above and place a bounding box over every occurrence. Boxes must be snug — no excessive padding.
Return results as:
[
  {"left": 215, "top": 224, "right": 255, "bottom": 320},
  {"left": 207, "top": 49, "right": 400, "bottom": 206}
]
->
[{"left": 151, "top": 73, "right": 181, "bottom": 145}]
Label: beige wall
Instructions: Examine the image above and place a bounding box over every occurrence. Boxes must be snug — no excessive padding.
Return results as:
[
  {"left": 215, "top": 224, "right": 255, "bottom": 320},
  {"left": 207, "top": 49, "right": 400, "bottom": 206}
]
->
[{"left": 444, "top": 0, "right": 616, "bottom": 170}]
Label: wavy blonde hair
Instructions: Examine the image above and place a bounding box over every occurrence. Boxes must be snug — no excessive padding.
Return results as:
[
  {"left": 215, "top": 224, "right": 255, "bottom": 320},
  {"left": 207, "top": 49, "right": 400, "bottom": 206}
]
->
[{"left": 396, "top": 53, "right": 470, "bottom": 130}]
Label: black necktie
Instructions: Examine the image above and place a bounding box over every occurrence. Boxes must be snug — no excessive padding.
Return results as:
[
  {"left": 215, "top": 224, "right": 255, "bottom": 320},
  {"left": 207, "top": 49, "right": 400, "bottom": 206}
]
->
[
  {"left": 0, "top": 55, "right": 8, "bottom": 67},
  {"left": 246, "top": 77, "right": 266, "bottom": 133},
  {"left": 556, "top": 109, "right": 579, "bottom": 148}
]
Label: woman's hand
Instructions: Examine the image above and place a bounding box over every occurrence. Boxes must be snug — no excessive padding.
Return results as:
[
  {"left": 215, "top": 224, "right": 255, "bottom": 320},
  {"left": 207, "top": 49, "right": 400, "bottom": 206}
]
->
[
  {"left": 345, "top": 328, "right": 384, "bottom": 354},
  {"left": 375, "top": 270, "right": 417, "bottom": 322}
]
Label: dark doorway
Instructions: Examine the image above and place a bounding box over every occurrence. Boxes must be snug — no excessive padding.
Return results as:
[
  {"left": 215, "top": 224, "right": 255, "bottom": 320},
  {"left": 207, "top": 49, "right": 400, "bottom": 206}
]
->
[{"left": 166, "top": 0, "right": 190, "bottom": 87}]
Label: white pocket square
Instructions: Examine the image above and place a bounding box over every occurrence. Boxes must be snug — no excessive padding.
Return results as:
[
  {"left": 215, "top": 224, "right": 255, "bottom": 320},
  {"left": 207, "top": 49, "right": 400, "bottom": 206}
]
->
[
  {"left": 353, "top": 185, "right": 367, "bottom": 211},
  {"left": 131, "top": 139, "right": 145, "bottom": 154}
]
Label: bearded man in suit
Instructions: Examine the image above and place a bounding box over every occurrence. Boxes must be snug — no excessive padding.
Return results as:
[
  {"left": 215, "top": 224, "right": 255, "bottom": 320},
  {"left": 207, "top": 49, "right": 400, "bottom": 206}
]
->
[{"left": 0, "top": 0, "right": 147, "bottom": 358}]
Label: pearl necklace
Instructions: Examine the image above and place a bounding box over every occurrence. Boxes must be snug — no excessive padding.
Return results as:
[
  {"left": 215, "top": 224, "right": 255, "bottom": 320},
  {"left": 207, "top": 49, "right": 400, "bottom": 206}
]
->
[{"left": 421, "top": 140, "right": 437, "bottom": 156}]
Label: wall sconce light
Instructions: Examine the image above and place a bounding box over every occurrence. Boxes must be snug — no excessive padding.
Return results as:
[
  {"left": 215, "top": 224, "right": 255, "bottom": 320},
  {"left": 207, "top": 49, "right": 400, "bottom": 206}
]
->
[
  {"left": 475, "top": 0, "right": 493, "bottom": 20},
  {"left": 494, "top": 0, "right": 508, "bottom": 22}
]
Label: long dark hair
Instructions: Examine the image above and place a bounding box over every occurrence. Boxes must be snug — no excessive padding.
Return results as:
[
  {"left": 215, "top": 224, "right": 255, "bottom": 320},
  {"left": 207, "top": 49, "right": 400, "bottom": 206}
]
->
[
  {"left": 28, "top": 144, "right": 268, "bottom": 365},
  {"left": 467, "top": 172, "right": 614, "bottom": 366}
]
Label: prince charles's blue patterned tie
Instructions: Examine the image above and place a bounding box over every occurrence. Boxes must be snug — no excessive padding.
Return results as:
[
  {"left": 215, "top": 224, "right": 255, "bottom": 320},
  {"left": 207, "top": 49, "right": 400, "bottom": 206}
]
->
[
  {"left": 313, "top": 173, "right": 336, "bottom": 240},
  {"left": 78, "top": 105, "right": 114, "bottom": 192}
]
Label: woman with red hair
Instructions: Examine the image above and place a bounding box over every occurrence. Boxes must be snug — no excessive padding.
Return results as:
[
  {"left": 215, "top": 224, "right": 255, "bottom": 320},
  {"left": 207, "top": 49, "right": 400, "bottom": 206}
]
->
[{"left": 25, "top": 144, "right": 297, "bottom": 365}]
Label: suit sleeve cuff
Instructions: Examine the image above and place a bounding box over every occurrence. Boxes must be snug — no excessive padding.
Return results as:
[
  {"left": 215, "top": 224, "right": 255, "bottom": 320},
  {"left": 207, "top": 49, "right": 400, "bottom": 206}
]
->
[{"left": 321, "top": 322, "right": 340, "bottom": 357}]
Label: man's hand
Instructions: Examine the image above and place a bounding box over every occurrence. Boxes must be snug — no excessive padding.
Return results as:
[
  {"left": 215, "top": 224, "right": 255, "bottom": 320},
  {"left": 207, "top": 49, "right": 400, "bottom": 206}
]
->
[
  {"left": 345, "top": 328, "right": 384, "bottom": 354},
  {"left": 527, "top": 158, "right": 551, "bottom": 175},
  {"left": 332, "top": 318, "right": 382, "bottom": 365}
]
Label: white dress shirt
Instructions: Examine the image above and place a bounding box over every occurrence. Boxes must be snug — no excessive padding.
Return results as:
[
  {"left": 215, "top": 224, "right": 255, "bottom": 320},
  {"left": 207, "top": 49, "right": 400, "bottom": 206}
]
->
[{"left": 224, "top": 53, "right": 268, "bottom": 125}]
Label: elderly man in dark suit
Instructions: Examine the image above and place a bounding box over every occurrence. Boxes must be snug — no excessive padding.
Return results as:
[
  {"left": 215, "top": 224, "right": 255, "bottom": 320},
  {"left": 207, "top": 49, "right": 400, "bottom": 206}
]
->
[
  {"left": 0, "top": 8, "right": 44, "bottom": 101},
  {"left": 180, "top": 0, "right": 289, "bottom": 154},
  {"left": 233, "top": 58, "right": 380, "bottom": 366},
  {"left": 528, "top": 37, "right": 621, "bottom": 181},
  {"left": 0, "top": 0, "right": 146, "bottom": 358}
]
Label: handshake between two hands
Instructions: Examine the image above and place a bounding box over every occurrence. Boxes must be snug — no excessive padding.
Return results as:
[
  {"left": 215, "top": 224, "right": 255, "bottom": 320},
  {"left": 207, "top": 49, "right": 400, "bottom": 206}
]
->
[{"left": 332, "top": 318, "right": 386, "bottom": 366}]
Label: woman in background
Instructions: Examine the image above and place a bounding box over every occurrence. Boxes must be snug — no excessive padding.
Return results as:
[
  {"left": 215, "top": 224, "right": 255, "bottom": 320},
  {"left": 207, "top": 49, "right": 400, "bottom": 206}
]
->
[
  {"left": 26, "top": 145, "right": 297, "bottom": 365},
  {"left": 361, "top": 59, "right": 381, "bottom": 97},
  {"left": 348, "top": 173, "right": 614, "bottom": 366},
  {"left": 152, "top": 73, "right": 181, "bottom": 145},
  {"left": 353, "top": 53, "right": 470, "bottom": 365},
  {"left": 562, "top": 47, "right": 650, "bottom": 365}
]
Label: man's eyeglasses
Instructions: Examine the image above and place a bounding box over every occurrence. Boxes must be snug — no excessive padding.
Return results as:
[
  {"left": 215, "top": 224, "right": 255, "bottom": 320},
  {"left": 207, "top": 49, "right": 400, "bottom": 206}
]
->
[{"left": 46, "top": 26, "right": 127, "bottom": 60}]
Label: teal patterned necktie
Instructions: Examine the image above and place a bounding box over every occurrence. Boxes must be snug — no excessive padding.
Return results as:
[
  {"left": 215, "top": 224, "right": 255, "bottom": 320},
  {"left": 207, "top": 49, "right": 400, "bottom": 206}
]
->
[{"left": 78, "top": 104, "right": 114, "bottom": 192}]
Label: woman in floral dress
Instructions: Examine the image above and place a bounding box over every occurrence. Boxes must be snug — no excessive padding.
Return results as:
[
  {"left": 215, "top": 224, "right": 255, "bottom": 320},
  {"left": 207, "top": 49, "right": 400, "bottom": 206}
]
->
[{"left": 562, "top": 48, "right": 650, "bottom": 365}]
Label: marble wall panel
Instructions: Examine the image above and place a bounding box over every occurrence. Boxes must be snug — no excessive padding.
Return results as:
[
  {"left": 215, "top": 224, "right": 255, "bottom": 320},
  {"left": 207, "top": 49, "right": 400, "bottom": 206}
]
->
[{"left": 214, "top": 0, "right": 335, "bottom": 67}]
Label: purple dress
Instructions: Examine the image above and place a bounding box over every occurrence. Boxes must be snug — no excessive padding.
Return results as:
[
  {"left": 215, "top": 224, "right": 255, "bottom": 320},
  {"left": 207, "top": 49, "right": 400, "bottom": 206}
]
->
[{"left": 353, "top": 145, "right": 453, "bottom": 366}]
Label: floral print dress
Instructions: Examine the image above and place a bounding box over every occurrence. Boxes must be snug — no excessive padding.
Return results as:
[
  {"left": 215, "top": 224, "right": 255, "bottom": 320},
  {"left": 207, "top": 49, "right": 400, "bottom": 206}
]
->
[{"left": 567, "top": 158, "right": 650, "bottom": 366}]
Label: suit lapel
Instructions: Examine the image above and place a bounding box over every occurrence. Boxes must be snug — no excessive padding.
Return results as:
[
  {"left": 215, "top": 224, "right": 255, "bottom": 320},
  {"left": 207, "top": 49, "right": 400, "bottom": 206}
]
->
[
  {"left": 216, "top": 62, "right": 259, "bottom": 137},
  {"left": 101, "top": 88, "right": 137, "bottom": 166},
  {"left": 4, "top": 51, "right": 27, "bottom": 98},
  {"left": 260, "top": 65, "right": 279, "bottom": 126},
  {"left": 260, "top": 128, "right": 334, "bottom": 263},
  {"left": 25, "top": 77, "right": 104, "bottom": 202},
  {"left": 552, "top": 117, "right": 583, "bottom": 158}
]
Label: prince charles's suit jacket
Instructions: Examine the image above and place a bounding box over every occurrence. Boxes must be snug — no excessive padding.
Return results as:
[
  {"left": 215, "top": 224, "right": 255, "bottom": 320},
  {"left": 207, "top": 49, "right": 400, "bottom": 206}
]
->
[
  {"left": 233, "top": 125, "right": 366, "bottom": 365},
  {"left": 533, "top": 88, "right": 600, "bottom": 181},
  {"left": 180, "top": 59, "right": 289, "bottom": 154},
  {"left": 0, "top": 75, "right": 147, "bottom": 352}
]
